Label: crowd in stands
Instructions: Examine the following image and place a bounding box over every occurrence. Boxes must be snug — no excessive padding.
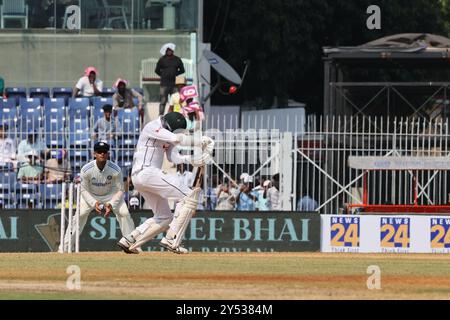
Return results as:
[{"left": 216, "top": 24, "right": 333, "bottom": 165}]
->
[
  {"left": 0, "top": 42, "right": 319, "bottom": 212},
  {"left": 0, "top": 66, "right": 143, "bottom": 209}
]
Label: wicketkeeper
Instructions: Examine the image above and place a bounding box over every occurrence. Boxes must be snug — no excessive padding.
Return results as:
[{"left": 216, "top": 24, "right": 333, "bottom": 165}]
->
[
  {"left": 59, "top": 142, "right": 135, "bottom": 252},
  {"left": 117, "top": 112, "right": 214, "bottom": 254}
]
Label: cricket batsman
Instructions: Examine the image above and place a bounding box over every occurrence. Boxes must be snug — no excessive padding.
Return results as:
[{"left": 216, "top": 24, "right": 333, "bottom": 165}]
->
[
  {"left": 117, "top": 112, "right": 214, "bottom": 254},
  {"left": 59, "top": 141, "right": 135, "bottom": 252}
]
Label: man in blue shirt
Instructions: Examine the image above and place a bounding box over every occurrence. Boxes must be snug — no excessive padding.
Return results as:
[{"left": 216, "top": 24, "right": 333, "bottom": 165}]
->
[
  {"left": 236, "top": 182, "right": 258, "bottom": 211},
  {"left": 297, "top": 194, "right": 318, "bottom": 211}
]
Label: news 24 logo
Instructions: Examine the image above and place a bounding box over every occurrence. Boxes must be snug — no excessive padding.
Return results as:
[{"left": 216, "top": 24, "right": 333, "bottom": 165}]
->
[
  {"left": 330, "top": 217, "right": 360, "bottom": 247},
  {"left": 380, "top": 217, "right": 410, "bottom": 248},
  {"left": 430, "top": 218, "right": 450, "bottom": 249}
]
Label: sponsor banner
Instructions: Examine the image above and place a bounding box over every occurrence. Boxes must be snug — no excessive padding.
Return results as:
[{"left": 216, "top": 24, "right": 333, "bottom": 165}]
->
[
  {"left": 0, "top": 210, "right": 320, "bottom": 253},
  {"left": 321, "top": 215, "right": 450, "bottom": 253}
]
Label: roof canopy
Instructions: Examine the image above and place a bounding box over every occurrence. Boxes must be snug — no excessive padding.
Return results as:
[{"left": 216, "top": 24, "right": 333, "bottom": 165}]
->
[{"left": 323, "top": 33, "right": 450, "bottom": 61}]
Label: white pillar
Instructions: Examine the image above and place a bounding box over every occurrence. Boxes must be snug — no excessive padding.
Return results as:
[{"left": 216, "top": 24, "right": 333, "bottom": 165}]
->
[{"left": 280, "top": 132, "right": 294, "bottom": 210}]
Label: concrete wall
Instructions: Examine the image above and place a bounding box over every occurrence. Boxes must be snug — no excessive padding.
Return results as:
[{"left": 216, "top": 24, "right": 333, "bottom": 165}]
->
[{"left": 0, "top": 30, "right": 193, "bottom": 90}]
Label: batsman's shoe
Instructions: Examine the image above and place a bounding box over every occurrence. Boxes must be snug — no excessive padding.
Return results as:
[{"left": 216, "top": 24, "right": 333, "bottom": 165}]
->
[
  {"left": 117, "top": 236, "right": 139, "bottom": 254},
  {"left": 160, "top": 236, "right": 189, "bottom": 254}
]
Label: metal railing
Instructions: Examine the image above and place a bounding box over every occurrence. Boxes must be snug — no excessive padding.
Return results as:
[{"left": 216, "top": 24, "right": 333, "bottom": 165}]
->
[
  {"left": 296, "top": 115, "right": 450, "bottom": 214},
  {"left": 4, "top": 108, "right": 450, "bottom": 214}
]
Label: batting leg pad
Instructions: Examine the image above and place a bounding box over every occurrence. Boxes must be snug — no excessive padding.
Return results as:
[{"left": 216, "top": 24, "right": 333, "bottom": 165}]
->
[
  {"left": 171, "top": 187, "right": 202, "bottom": 248},
  {"left": 129, "top": 217, "right": 172, "bottom": 250}
]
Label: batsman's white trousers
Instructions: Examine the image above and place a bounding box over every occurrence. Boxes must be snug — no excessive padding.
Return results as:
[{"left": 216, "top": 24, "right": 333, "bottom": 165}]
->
[
  {"left": 62, "top": 194, "right": 135, "bottom": 251},
  {"left": 132, "top": 167, "right": 191, "bottom": 234}
]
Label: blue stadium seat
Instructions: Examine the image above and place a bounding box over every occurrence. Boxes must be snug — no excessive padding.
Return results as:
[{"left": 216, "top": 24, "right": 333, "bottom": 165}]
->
[
  {"left": 118, "top": 136, "right": 139, "bottom": 148},
  {"left": 1, "top": 97, "right": 17, "bottom": 110},
  {"left": 40, "top": 184, "right": 63, "bottom": 209},
  {"left": 116, "top": 149, "right": 134, "bottom": 160},
  {"left": 69, "top": 150, "right": 91, "bottom": 173},
  {"left": 69, "top": 117, "right": 89, "bottom": 132},
  {"left": 15, "top": 182, "right": 40, "bottom": 209},
  {"left": 43, "top": 98, "right": 66, "bottom": 114},
  {"left": 18, "top": 107, "right": 42, "bottom": 139},
  {"left": 118, "top": 107, "right": 140, "bottom": 147},
  {"left": 52, "top": 87, "right": 72, "bottom": 105},
  {"left": 68, "top": 98, "right": 90, "bottom": 118},
  {"left": 46, "top": 132, "right": 66, "bottom": 148},
  {"left": 102, "top": 87, "right": 115, "bottom": 98},
  {"left": 29, "top": 87, "right": 50, "bottom": 104},
  {"left": 0, "top": 100, "right": 17, "bottom": 134},
  {"left": 119, "top": 107, "right": 140, "bottom": 132},
  {"left": 5, "top": 87, "right": 27, "bottom": 105},
  {"left": 0, "top": 171, "right": 16, "bottom": 190},
  {"left": 92, "top": 97, "right": 113, "bottom": 121},
  {"left": 0, "top": 171, "right": 16, "bottom": 208},
  {"left": 68, "top": 129, "right": 90, "bottom": 148},
  {"left": 44, "top": 100, "right": 66, "bottom": 148},
  {"left": 19, "top": 97, "right": 42, "bottom": 112}
]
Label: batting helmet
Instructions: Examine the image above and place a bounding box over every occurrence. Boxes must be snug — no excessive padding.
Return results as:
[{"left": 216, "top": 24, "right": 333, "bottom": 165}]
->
[{"left": 162, "top": 112, "right": 187, "bottom": 132}]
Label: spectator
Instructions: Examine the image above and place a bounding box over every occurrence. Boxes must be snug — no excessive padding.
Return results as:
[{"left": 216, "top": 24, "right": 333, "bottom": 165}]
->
[
  {"left": 0, "top": 123, "right": 16, "bottom": 167},
  {"left": 176, "top": 163, "right": 194, "bottom": 187},
  {"left": 268, "top": 173, "right": 280, "bottom": 210},
  {"left": 18, "top": 150, "right": 44, "bottom": 183},
  {"left": 112, "top": 78, "right": 144, "bottom": 115},
  {"left": 236, "top": 182, "right": 258, "bottom": 211},
  {"left": 73, "top": 66, "right": 103, "bottom": 98},
  {"left": 181, "top": 100, "right": 204, "bottom": 132},
  {"left": 155, "top": 43, "right": 185, "bottom": 115},
  {"left": 92, "top": 104, "right": 120, "bottom": 144},
  {"left": 17, "top": 130, "right": 48, "bottom": 164},
  {"left": 205, "top": 175, "right": 218, "bottom": 211},
  {"left": 256, "top": 180, "right": 271, "bottom": 211},
  {"left": 45, "top": 149, "right": 71, "bottom": 183},
  {"left": 252, "top": 178, "right": 263, "bottom": 210},
  {"left": 216, "top": 182, "right": 236, "bottom": 210},
  {"left": 168, "top": 76, "right": 187, "bottom": 113},
  {"left": 297, "top": 187, "right": 318, "bottom": 211}
]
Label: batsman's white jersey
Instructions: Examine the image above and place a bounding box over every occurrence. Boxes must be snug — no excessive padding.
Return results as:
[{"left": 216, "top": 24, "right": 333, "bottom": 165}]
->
[
  {"left": 131, "top": 117, "right": 191, "bottom": 236},
  {"left": 132, "top": 117, "right": 188, "bottom": 173},
  {"left": 61, "top": 160, "right": 135, "bottom": 251}
]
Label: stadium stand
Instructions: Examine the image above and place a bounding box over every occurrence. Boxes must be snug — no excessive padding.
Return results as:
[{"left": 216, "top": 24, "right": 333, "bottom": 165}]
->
[
  {"left": 43, "top": 98, "right": 66, "bottom": 148},
  {"left": 92, "top": 97, "right": 113, "bottom": 121},
  {"left": 5, "top": 87, "right": 26, "bottom": 105},
  {"left": 29, "top": 87, "right": 50, "bottom": 104},
  {"left": 52, "top": 87, "right": 73, "bottom": 105},
  {"left": 0, "top": 99, "right": 18, "bottom": 134},
  {"left": 40, "top": 183, "right": 63, "bottom": 209},
  {"left": 0, "top": 86, "right": 143, "bottom": 209},
  {"left": 102, "top": 87, "right": 115, "bottom": 98}
]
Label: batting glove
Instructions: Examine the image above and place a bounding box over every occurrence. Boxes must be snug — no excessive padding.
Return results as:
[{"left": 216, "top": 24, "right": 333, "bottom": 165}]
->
[
  {"left": 189, "top": 152, "right": 211, "bottom": 167},
  {"left": 201, "top": 136, "right": 215, "bottom": 154}
]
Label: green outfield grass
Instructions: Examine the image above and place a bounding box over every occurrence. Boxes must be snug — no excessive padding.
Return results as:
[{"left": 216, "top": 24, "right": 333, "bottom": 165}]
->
[{"left": 0, "top": 252, "right": 449, "bottom": 299}]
